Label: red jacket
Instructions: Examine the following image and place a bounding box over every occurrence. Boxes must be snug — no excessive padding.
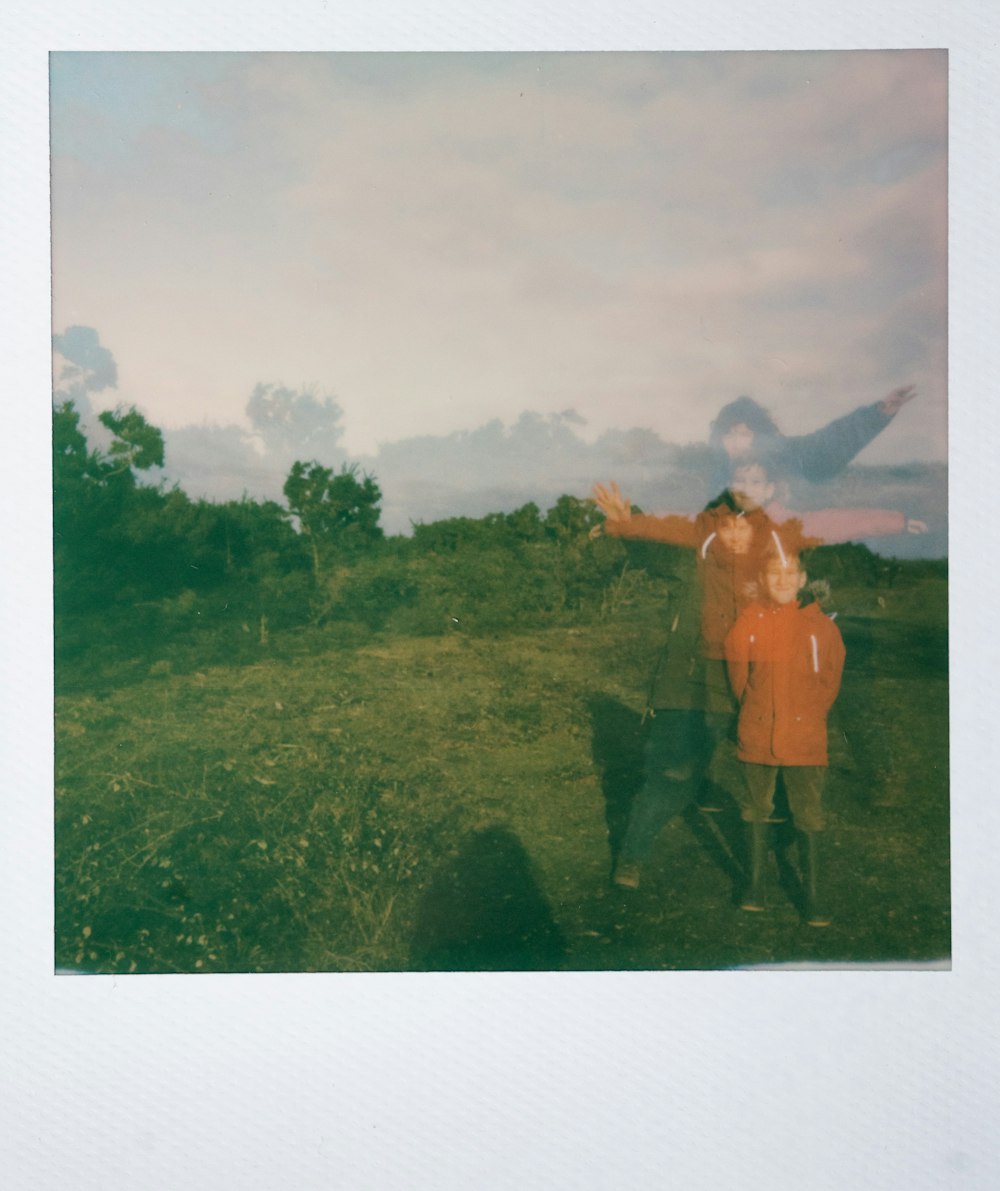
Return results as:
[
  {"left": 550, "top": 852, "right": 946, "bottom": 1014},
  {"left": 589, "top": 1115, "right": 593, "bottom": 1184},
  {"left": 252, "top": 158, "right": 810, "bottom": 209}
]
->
[{"left": 725, "top": 599, "right": 845, "bottom": 766}]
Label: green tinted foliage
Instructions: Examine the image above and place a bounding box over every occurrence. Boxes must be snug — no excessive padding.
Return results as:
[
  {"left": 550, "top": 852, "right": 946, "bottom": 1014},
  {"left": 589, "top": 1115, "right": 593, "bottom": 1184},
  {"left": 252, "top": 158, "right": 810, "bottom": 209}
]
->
[
  {"left": 284, "top": 460, "right": 384, "bottom": 578},
  {"left": 53, "top": 401, "right": 313, "bottom": 651},
  {"left": 97, "top": 405, "right": 165, "bottom": 472},
  {"left": 53, "top": 401, "right": 152, "bottom": 611},
  {"left": 369, "top": 500, "right": 629, "bottom": 633},
  {"left": 53, "top": 400, "right": 90, "bottom": 473},
  {"left": 504, "top": 501, "right": 544, "bottom": 541},
  {"left": 411, "top": 502, "right": 546, "bottom": 554},
  {"left": 803, "top": 542, "right": 883, "bottom": 588},
  {"left": 544, "top": 494, "right": 602, "bottom": 541}
]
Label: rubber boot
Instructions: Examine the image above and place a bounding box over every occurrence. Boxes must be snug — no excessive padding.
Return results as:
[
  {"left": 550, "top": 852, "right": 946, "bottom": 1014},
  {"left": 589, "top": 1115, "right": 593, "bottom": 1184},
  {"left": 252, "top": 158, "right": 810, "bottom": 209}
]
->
[
  {"left": 798, "top": 831, "right": 832, "bottom": 927},
  {"left": 612, "top": 859, "right": 641, "bottom": 889},
  {"left": 695, "top": 780, "right": 725, "bottom": 814},
  {"left": 740, "top": 822, "right": 768, "bottom": 911}
]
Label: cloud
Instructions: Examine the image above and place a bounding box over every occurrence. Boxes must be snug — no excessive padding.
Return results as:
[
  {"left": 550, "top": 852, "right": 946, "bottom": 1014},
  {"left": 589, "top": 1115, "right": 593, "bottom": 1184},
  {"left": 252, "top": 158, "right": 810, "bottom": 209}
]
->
[
  {"left": 52, "top": 325, "right": 118, "bottom": 393},
  {"left": 50, "top": 51, "right": 947, "bottom": 462}
]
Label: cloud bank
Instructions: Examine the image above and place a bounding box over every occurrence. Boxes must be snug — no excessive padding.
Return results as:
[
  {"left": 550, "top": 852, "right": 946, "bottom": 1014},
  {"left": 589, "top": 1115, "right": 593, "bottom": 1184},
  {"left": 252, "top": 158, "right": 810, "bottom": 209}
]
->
[{"left": 50, "top": 51, "right": 946, "bottom": 463}]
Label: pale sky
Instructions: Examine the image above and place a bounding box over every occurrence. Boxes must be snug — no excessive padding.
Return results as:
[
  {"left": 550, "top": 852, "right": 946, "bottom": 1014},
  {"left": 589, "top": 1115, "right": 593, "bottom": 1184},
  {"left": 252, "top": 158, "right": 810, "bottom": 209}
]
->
[
  {"left": 50, "top": 49, "right": 947, "bottom": 461},
  {"left": 5, "top": 4, "right": 1000, "bottom": 1188}
]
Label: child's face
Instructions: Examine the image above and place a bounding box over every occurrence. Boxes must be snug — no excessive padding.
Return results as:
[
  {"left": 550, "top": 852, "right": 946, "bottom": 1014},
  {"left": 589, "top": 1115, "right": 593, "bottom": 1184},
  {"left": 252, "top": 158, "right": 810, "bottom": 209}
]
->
[
  {"left": 730, "top": 463, "right": 775, "bottom": 512},
  {"left": 762, "top": 557, "right": 807, "bottom": 605},
  {"left": 721, "top": 421, "right": 755, "bottom": 459},
  {"left": 716, "top": 515, "right": 754, "bottom": 556}
]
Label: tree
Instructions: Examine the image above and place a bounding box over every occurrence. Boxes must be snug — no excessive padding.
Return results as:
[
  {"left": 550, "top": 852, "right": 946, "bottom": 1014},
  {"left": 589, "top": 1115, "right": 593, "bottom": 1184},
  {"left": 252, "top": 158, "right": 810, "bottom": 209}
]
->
[
  {"left": 283, "top": 461, "right": 384, "bottom": 579},
  {"left": 504, "top": 501, "right": 544, "bottom": 542},
  {"left": 53, "top": 400, "right": 168, "bottom": 611},
  {"left": 54, "top": 401, "right": 164, "bottom": 487},
  {"left": 53, "top": 400, "right": 92, "bottom": 477},
  {"left": 247, "top": 383, "right": 345, "bottom": 462},
  {"left": 97, "top": 406, "right": 165, "bottom": 475},
  {"left": 544, "top": 494, "right": 602, "bottom": 542}
]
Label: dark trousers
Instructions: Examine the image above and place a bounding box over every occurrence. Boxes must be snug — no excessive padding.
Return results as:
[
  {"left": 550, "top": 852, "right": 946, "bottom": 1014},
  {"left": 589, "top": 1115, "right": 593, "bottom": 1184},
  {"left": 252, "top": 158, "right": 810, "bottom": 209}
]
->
[
  {"left": 738, "top": 763, "right": 826, "bottom": 833},
  {"left": 618, "top": 708, "right": 730, "bottom": 864}
]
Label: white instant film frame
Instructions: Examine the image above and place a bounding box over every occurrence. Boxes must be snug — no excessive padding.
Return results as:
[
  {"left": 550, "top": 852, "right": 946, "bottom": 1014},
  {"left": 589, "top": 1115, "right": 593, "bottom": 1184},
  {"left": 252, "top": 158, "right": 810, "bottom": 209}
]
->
[{"left": 2, "top": 3, "right": 996, "bottom": 1188}]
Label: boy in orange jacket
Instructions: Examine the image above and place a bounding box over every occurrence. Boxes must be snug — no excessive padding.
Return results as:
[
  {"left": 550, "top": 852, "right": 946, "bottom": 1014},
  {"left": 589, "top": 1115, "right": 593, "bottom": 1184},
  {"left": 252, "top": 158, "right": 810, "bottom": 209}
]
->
[{"left": 724, "top": 539, "right": 846, "bottom": 926}]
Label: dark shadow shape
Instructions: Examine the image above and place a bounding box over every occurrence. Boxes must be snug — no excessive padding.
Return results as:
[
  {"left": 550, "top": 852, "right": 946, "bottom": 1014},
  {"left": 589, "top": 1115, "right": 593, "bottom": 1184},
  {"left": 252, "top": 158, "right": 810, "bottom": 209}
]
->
[
  {"left": 738, "top": 783, "right": 814, "bottom": 918},
  {"left": 586, "top": 694, "right": 649, "bottom": 865},
  {"left": 410, "top": 826, "right": 565, "bottom": 971},
  {"left": 680, "top": 778, "right": 800, "bottom": 909},
  {"left": 681, "top": 799, "right": 746, "bottom": 904},
  {"left": 769, "top": 796, "right": 805, "bottom": 916}
]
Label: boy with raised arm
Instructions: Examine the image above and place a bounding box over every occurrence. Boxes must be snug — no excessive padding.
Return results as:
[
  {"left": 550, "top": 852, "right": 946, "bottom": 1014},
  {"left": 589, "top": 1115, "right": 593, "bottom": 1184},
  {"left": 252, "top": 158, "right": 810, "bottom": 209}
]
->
[{"left": 592, "top": 462, "right": 923, "bottom": 892}]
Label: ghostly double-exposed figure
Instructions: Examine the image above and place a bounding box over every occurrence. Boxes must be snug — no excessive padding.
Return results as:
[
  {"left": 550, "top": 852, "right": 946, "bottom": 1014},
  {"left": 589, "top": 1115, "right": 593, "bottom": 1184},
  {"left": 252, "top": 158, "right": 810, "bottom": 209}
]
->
[{"left": 592, "top": 386, "right": 925, "bottom": 925}]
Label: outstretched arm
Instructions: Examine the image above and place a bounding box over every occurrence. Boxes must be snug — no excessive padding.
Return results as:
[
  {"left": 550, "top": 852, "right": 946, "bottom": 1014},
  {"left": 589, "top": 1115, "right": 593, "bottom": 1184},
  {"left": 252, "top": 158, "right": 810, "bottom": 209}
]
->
[
  {"left": 783, "top": 386, "right": 918, "bottom": 482},
  {"left": 769, "top": 502, "right": 928, "bottom": 545},
  {"left": 590, "top": 481, "right": 700, "bottom": 548},
  {"left": 878, "top": 385, "right": 917, "bottom": 418}
]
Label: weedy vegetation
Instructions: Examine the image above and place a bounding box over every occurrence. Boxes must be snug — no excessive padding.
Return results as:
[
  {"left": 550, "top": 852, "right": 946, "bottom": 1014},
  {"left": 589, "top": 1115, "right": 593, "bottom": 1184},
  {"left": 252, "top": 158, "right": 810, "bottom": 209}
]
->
[{"left": 54, "top": 400, "right": 949, "bottom": 972}]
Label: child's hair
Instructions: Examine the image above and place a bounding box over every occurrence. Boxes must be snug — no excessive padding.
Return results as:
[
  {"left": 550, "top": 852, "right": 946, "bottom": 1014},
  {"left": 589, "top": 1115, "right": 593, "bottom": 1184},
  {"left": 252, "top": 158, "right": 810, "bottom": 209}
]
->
[
  {"left": 759, "top": 536, "right": 804, "bottom": 575},
  {"left": 703, "top": 488, "right": 743, "bottom": 514},
  {"left": 708, "top": 396, "right": 782, "bottom": 448}
]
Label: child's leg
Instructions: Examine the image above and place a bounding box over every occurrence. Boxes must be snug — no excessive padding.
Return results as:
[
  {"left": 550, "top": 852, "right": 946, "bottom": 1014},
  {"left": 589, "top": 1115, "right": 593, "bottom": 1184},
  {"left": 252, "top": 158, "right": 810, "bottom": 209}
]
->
[
  {"left": 738, "top": 763, "right": 778, "bottom": 911},
  {"left": 694, "top": 710, "right": 732, "bottom": 812},
  {"left": 694, "top": 662, "right": 737, "bottom": 812},
  {"left": 616, "top": 709, "right": 702, "bottom": 873},
  {"left": 739, "top": 762, "right": 779, "bottom": 824},
  {"left": 783, "top": 766, "right": 826, "bottom": 834},
  {"left": 783, "top": 767, "right": 831, "bottom": 926}
]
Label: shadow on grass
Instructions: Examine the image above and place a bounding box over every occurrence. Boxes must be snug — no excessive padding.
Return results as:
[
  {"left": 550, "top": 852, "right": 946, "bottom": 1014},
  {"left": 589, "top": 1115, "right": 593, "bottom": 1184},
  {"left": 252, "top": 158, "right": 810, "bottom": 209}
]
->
[
  {"left": 410, "top": 826, "right": 565, "bottom": 971},
  {"left": 768, "top": 806, "right": 808, "bottom": 919},
  {"left": 680, "top": 801, "right": 746, "bottom": 904}
]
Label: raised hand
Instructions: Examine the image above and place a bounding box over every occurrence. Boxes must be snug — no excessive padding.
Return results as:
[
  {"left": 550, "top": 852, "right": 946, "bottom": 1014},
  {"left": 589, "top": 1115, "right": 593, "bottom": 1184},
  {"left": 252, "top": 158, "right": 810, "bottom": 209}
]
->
[
  {"left": 879, "top": 385, "right": 917, "bottom": 417},
  {"left": 591, "top": 481, "right": 632, "bottom": 522}
]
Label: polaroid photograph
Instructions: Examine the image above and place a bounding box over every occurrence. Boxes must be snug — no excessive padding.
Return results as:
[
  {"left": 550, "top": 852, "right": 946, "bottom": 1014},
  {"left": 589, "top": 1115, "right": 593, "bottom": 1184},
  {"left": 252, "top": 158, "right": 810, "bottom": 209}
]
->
[
  {"left": 51, "top": 48, "right": 947, "bottom": 975},
  {"left": 4, "top": 4, "right": 998, "bottom": 1189}
]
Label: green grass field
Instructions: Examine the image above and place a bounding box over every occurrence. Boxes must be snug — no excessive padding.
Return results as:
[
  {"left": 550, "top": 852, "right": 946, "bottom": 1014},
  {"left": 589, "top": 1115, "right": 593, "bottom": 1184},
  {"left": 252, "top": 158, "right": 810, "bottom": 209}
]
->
[{"left": 54, "top": 563, "right": 949, "bottom": 973}]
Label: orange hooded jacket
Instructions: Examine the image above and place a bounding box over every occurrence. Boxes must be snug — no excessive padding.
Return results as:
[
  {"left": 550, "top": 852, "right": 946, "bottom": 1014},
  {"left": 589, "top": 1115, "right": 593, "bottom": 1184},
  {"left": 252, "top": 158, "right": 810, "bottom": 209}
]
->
[{"left": 724, "top": 598, "right": 846, "bottom": 767}]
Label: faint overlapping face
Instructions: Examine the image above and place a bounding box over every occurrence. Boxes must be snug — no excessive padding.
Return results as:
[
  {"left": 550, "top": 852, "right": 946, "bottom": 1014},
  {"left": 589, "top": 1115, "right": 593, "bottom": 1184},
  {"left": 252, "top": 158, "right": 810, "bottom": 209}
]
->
[
  {"left": 729, "top": 463, "right": 775, "bottom": 513},
  {"left": 716, "top": 515, "right": 755, "bottom": 556},
  {"left": 721, "top": 422, "right": 756, "bottom": 460}
]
